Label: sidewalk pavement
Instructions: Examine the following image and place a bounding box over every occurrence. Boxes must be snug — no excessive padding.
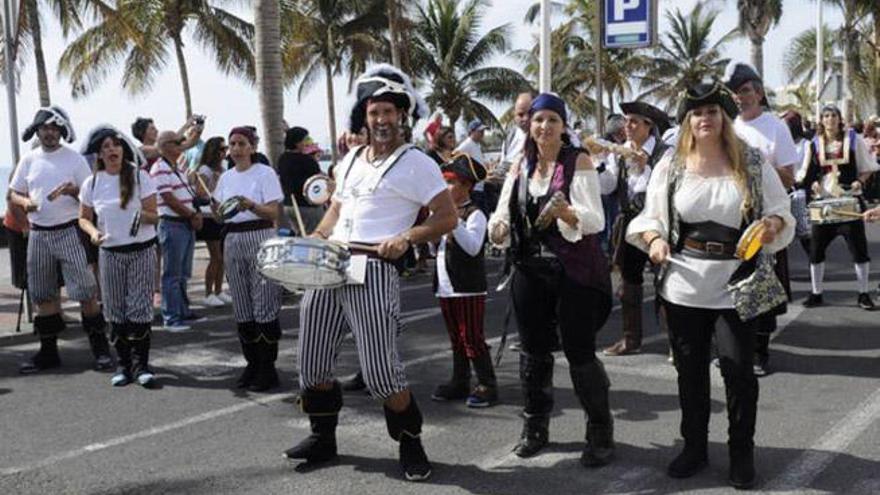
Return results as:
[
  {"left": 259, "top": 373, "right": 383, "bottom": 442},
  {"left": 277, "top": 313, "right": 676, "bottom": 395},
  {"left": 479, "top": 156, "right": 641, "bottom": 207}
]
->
[{"left": 0, "top": 243, "right": 217, "bottom": 341}]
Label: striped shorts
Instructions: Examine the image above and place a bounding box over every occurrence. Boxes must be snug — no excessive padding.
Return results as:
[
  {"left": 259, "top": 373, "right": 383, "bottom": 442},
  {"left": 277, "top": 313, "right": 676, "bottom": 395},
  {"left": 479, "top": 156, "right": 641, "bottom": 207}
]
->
[
  {"left": 298, "top": 259, "right": 406, "bottom": 400},
  {"left": 224, "top": 228, "right": 281, "bottom": 323},
  {"left": 99, "top": 242, "right": 157, "bottom": 324},
  {"left": 27, "top": 224, "right": 97, "bottom": 304}
]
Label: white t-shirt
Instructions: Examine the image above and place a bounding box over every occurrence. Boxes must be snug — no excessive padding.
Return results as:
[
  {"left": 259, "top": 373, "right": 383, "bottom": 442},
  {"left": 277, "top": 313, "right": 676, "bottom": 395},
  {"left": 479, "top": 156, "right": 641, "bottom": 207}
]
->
[
  {"left": 455, "top": 137, "right": 486, "bottom": 192},
  {"left": 80, "top": 168, "right": 158, "bottom": 247},
  {"left": 735, "top": 112, "right": 799, "bottom": 169},
  {"left": 150, "top": 157, "right": 196, "bottom": 218},
  {"left": 331, "top": 148, "right": 446, "bottom": 244},
  {"left": 212, "top": 163, "right": 283, "bottom": 223},
  {"left": 9, "top": 145, "right": 92, "bottom": 227}
]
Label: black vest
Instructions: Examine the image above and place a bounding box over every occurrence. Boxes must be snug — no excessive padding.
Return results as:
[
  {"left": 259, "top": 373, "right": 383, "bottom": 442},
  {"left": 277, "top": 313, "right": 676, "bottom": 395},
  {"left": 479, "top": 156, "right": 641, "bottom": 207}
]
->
[
  {"left": 802, "top": 130, "right": 859, "bottom": 200},
  {"left": 432, "top": 204, "right": 486, "bottom": 294},
  {"left": 617, "top": 138, "right": 671, "bottom": 215}
]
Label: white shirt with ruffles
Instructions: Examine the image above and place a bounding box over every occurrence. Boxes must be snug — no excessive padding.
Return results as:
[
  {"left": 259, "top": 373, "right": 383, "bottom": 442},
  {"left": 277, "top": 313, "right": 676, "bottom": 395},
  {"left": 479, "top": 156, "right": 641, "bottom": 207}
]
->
[
  {"left": 625, "top": 154, "right": 795, "bottom": 309},
  {"left": 488, "top": 157, "right": 605, "bottom": 247}
]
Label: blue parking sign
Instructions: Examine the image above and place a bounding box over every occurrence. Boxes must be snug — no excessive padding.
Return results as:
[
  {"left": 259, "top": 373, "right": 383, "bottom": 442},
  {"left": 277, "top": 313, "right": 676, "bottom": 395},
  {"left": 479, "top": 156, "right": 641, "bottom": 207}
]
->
[{"left": 602, "top": 0, "right": 657, "bottom": 49}]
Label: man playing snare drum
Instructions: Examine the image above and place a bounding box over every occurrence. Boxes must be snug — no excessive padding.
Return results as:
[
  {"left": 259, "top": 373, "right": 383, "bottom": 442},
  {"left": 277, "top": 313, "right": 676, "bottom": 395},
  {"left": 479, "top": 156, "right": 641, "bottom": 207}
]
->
[
  {"left": 283, "top": 64, "right": 457, "bottom": 482},
  {"left": 800, "top": 104, "right": 879, "bottom": 310}
]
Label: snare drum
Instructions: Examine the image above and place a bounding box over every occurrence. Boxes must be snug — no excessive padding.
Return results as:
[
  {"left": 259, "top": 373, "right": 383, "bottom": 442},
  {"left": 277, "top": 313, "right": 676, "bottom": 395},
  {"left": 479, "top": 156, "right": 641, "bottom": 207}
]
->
[
  {"left": 303, "top": 174, "right": 334, "bottom": 205},
  {"left": 218, "top": 196, "right": 244, "bottom": 221},
  {"left": 808, "top": 197, "right": 861, "bottom": 225},
  {"left": 790, "top": 190, "right": 810, "bottom": 237},
  {"left": 257, "top": 237, "right": 350, "bottom": 290}
]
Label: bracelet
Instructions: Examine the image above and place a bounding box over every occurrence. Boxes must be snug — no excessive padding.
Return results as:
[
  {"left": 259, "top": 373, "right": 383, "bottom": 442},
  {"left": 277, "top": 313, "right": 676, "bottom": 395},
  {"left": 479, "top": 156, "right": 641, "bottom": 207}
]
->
[{"left": 647, "top": 235, "right": 663, "bottom": 249}]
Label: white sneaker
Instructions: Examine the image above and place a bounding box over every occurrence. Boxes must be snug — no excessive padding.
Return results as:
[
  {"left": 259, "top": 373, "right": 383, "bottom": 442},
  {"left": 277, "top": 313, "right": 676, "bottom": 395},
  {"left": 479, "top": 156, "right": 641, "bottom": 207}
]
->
[
  {"left": 218, "top": 291, "right": 233, "bottom": 304},
  {"left": 204, "top": 294, "right": 225, "bottom": 307},
  {"left": 164, "top": 323, "right": 191, "bottom": 332}
]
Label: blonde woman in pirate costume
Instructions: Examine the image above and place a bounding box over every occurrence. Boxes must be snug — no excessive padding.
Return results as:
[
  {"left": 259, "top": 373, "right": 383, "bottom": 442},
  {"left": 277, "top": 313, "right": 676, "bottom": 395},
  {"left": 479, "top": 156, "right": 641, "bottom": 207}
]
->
[
  {"left": 626, "top": 81, "right": 794, "bottom": 488},
  {"left": 799, "top": 104, "right": 879, "bottom": 310},
  {"left": 212, "top": 126, "right": 284, "bottom": 392},
  {"left": 78, "top": 126, "right": 159, "bottom": 387},
  {"left": 488, "top": 93, "right": 615, "bottom": 466},
  {"left": 431, "top": 152, "right": 497, "bottom": 408},
  {"left": 602, "top": 100, "right": 672, "bottom": 357},
  {"left": 9, "top": 106, "right": 112, "bottom": 374},
  {"left": 284, "top": 64, "right": 457, "bottom": 482}
]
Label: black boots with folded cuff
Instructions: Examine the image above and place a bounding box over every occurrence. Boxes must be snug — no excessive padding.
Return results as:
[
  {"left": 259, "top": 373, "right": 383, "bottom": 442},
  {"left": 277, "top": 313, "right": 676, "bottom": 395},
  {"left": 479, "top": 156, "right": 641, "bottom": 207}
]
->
[{"left": 284, "top": 382, "right": 342, "bottom": 464}]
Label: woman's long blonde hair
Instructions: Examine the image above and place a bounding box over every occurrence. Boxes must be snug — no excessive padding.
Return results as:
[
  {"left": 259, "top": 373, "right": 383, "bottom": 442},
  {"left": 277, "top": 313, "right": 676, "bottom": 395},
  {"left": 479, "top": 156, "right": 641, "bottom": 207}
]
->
[{"left": 674, "top": 107, "right": 754, "bottom": 218}]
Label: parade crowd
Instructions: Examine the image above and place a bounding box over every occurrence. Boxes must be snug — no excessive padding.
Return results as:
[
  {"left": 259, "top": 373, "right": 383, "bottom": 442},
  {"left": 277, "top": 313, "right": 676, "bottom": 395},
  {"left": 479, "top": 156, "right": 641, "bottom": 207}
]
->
[{"left": 6, "top": 60, "right": 880, "bottom": 489}]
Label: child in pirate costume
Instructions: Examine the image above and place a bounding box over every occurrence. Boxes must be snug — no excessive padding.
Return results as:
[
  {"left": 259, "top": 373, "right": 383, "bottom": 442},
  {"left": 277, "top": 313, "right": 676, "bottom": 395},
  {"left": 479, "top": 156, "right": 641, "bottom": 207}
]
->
[
  {"left": 78, "top": 126, "right": 160, "bottom": 387},
  {"left": 800, "top": 104, "right": 879, "bottom": 310},
  {"left": 9, "top": 106, "right": 112, "bottom": 374},
  {"left": 431, "top": 152, "right": 498, "bottom": 408},
  {"left": 284, "top": 64, "right": 457, "bottom": 481}
]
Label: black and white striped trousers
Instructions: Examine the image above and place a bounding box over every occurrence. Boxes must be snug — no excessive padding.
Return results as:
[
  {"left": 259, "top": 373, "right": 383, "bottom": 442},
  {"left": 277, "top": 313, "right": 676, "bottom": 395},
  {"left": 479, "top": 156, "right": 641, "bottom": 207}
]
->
[
  {"left": 27, "top": 223, "right": 97, "bottom": 304},
  {"left": 298, "top": 259, "right": 406, "bottom": 400},
  {"left": 224, "top": 228, "right": 281, "bottom": 323},
  {"left": 99, "top": 241, "right": 157, "bottom": 324}
]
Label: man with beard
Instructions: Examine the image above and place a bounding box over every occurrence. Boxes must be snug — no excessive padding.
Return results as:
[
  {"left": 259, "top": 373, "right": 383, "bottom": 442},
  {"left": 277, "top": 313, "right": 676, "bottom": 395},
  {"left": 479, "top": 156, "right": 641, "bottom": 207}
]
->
[
  {"left": 283, "top": 64, "right": 457, "bottom": 482},
  {"left": 9, "top": 106, "right": 111, "bottom": 374},
  {"left": 725, "top": 62, "right": 800, "bottom": 377}
]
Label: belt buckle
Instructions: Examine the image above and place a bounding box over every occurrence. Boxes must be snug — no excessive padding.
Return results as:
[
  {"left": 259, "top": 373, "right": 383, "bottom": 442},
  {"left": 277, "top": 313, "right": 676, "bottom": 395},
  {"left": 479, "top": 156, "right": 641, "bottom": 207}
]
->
[{"left": 705, "top": 241, "right": 725, "bottom": 255}]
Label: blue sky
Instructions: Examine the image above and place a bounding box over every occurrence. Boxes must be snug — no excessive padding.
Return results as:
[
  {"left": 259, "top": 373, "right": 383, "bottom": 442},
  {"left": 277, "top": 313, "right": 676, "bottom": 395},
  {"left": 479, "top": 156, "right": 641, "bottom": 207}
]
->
[{"left": 0, "top": 0, "right": 845, "bottom": 169}]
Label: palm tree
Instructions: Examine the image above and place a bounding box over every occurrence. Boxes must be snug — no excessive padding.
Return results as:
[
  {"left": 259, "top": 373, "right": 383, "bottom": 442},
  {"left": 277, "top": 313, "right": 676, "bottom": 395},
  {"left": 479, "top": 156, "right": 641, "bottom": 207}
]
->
[
  {"left": 637, "top": 2, "right": 736, "bottom": 112},
  {"left": 57, "top": 0, "right": 255, "bottom": 117},
  {"left": 255, "top": 0, "right": 285, "bottom": 166},
  {"left": 280, "top": 0, "right": 387, "bottom": 165},
  {"left": 411, "top": 0, "right": 531, "bottom": 128},
  {"left": 783, "top": 25, "right": 841, "bottom": 86},
  {"left": 734, "top": 0, "right": 783, "bottom": 77},
  {"left": 0, "top": 0, "right": 88, "bottom": 106}
]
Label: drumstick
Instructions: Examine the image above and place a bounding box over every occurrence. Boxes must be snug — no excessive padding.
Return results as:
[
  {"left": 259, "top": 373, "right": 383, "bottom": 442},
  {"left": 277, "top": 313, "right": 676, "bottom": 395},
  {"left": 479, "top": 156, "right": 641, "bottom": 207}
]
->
[
  {"left": 829, "top": 209, "right": 864, "bottom": 219},
  {"left": 347, "top": 242, "right": 379, "bottom": 253},
  {"left": 288, "top": 195, "right": 307, "bottom": 236}
]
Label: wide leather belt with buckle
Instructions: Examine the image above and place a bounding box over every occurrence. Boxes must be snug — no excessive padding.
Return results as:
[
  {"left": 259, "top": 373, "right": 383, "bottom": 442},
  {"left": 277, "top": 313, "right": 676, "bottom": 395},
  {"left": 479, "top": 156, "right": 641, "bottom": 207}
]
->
[{"left": 682, "top": 238, "right": 736, "bottom": 259}]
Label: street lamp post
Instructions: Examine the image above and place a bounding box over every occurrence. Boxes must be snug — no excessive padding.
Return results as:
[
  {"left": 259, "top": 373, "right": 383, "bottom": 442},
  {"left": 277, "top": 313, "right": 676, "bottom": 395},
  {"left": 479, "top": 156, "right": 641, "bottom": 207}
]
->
[
  {"left": 815, "top": 1, "right": 823, "bottom": 122},
  {"left": 539, "top": 0, "right": 551, "bottom": 93}
]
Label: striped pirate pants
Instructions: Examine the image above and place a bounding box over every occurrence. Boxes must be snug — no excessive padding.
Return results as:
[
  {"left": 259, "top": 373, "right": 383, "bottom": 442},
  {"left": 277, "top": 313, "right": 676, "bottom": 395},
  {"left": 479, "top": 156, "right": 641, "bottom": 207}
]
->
[
  {"left": 224, "top": 228, "right": 281, "bottom": 324},
  {"left": 438, "top": 295, "right": 488, "bottom": 358},
  {"left": 99, "top": 242, "right": 157, "bottom": 324},
  {"left": 27, "top": 223, "right": 97, "bottom": 304},
  {"left": 298, "top": 259, "right": 406, "bottom": 400}
]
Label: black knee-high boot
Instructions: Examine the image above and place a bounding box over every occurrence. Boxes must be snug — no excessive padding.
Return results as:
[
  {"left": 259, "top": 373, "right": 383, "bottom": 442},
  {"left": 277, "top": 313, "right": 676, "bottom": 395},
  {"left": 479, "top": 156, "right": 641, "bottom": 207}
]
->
[
  {"left": 249, "top": 320, "right": 281, "bottom": 392},
  {"left": 514, "top": 352, "right": 554, "bottom": 457},
  {"left": 569, "top": 359, "right": 615, "bottom": 467},
  {"left": 20, "top": 314, "right": 65, "bottom": 374},
  {"left": 82, "top": 312, "right": 113, "bottom": 371},
  {"left": 236, "top": 322, "right": 258, "bottom": 388},
  {"left": 284, "top": 382, "right": 342, "bottom": 463},
  {"left": 431, "top": 351, "right": 470, "bottom": 401},
  {"left": 129, "top": 323, "right": 156, "bottom": 388},
  {"left": 110, "top": 322, "right": 133, "bottom": 386},
  {"left": 384, "top": 396, "right": 432, "bottom": 482}
]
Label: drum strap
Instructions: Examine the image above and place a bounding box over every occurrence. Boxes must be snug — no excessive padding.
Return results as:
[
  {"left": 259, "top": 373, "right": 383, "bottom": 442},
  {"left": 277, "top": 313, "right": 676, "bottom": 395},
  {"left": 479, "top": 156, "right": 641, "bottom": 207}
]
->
[{"left": 338, "top": 143, "right": 414, "bottom": 195}]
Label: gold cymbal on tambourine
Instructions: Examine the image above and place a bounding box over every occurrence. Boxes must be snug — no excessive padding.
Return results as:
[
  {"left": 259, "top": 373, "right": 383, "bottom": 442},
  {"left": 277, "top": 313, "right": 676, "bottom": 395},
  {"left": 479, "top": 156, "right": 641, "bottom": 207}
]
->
[{"left": 735, "top": 220, "right": 766, "bottom": 261}]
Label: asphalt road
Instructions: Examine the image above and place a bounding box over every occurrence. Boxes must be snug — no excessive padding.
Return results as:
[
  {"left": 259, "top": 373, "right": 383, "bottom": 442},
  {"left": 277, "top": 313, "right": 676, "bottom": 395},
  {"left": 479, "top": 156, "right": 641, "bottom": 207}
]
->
[{"left": 1, "top": 231, "right": 879, "bottom": 495}]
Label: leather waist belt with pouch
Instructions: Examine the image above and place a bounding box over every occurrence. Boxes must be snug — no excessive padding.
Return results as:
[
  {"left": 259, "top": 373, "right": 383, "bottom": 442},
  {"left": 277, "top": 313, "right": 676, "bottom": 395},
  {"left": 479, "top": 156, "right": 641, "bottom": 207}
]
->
[{"left": 678, "top": 221, "right": 741, "bottom": 260}]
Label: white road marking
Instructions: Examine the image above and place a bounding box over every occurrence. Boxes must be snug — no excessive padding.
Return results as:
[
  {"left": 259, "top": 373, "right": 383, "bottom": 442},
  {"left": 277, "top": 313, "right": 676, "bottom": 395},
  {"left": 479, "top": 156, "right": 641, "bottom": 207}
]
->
[{"left": 762, "top": 386, "right": 880, "bottom": 493}]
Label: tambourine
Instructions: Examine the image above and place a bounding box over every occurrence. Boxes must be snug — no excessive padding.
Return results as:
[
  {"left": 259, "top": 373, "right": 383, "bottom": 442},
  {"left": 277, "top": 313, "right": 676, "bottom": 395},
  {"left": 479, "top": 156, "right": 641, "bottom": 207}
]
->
[
  {"left": 303, "top": 174, "right": 334, "bottom": 205},
  {"left": 735, "top": 220, "right": 766, "bottom": 261},
  {"left": 219, "top": 196, "right": 244, "bottom": 221}
]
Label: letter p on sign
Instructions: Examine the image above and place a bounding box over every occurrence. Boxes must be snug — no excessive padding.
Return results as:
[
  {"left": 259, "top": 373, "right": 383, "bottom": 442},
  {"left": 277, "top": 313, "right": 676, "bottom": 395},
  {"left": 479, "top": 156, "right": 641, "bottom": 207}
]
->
[{"left": 613, "top": 0, "right": 639, "bottom": 21}]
